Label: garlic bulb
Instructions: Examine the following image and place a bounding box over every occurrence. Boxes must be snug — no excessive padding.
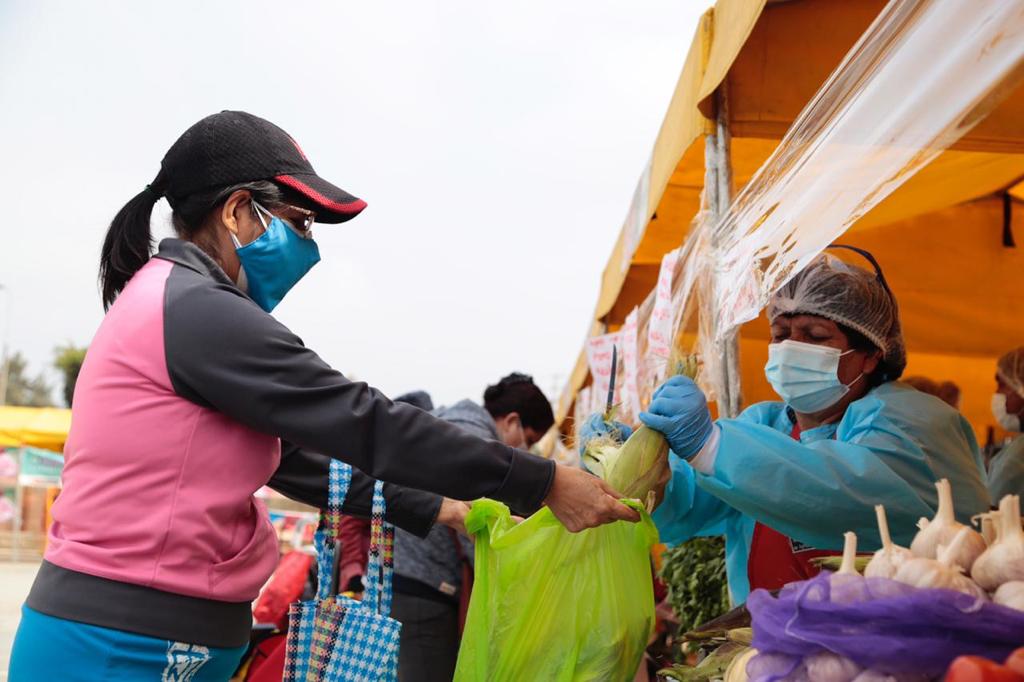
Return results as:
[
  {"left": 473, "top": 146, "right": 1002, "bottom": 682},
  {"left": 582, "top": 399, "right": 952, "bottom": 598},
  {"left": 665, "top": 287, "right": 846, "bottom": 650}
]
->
[
  {"left": 836, "top": 531, "right": 860, "bottom": 576},
  {"left": 909, "top": 479, "right": 987, "bottom": 572},
  {"left": 864, "top": 505, "right": 913, "bottom": 579},
  {"left": 993, "top": 581, "right": 1024, "bottom": 611},
  {"left": 972, "top": 510, "right": 1002, "bottom": 546},
  {"left": 805, "top": 652, "right": 862, "bottom": 682},
  {"left": 971, "top": 494, "right": 1024, "bottom": 591},
  {"left": 830, "top": 531, "right": 869, "bottom": 604},
  {"left": 895, "top": 527, "right": 988, "bottom": 601}
]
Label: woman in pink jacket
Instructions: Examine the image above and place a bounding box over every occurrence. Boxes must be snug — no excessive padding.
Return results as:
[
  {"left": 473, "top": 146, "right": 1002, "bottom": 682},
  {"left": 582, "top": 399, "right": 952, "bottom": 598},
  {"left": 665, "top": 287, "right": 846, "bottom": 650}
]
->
[{"left": 9, "top": 111, "right": 636, "bottom": 681}]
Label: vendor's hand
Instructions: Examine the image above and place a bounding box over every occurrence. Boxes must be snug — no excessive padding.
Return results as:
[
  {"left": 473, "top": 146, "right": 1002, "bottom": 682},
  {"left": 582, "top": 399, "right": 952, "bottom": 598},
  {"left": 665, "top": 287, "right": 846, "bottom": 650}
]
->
[
  {"left": 545, "top": 464, "right": 641, "bottom": 532},
  {"left": 436, "top": 498, "right": 471, "bottom": 536},
  {"left": 577, "top": 412, "right": 634, "bottom": 455},
  {"left": 639, "top": 375, "right": 713, "bottom": 459}
]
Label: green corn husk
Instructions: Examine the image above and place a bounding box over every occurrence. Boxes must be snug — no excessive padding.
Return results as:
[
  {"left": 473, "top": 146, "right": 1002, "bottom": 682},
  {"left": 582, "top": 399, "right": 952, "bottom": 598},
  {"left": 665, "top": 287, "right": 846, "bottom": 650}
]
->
[
  {"left": 583, "top": 351, "right": 700, "bottom": 506},
  {"left": 604, "top": 425, "right": 671, "bottom": 501},
  {"left": 810, "top": 555, "right": 871, "bottom": 573}
]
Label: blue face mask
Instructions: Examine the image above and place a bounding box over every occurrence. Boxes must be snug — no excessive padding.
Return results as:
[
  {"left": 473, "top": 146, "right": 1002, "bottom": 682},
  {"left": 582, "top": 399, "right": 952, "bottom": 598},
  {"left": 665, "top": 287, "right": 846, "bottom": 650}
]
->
[
  {"left": 231, "top": 201, "right": 321, "bottom": 312},
  {"left": 764, "top": 340, "right": 863, "bottom": 414}
]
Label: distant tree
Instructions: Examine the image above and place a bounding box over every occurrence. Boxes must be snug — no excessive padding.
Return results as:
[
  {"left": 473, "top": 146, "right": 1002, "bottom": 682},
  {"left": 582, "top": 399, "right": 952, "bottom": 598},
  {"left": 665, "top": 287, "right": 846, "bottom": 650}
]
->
[
  {"left": 1, "top": 352, "right": 53, "bottom": 407},
  {"left": 54, "top": 343, "right": 88, "bottom": 407}
]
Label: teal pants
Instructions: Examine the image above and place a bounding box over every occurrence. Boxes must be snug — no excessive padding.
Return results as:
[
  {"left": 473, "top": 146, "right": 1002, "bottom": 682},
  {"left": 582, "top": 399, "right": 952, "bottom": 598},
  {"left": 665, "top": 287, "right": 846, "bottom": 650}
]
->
[{"left": 9, "top": 606, "right": 247, "bottom": 681}]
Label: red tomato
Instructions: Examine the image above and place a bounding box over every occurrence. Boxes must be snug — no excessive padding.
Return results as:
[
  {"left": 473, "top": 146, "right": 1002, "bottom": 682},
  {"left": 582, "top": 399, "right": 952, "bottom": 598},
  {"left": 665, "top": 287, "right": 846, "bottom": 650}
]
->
[
  {"left": 1006, "top": 648, "right": 1024, "bottom": 675},
  {"left": 945, "top": 656, "right": 1024, "bottom": 682}
]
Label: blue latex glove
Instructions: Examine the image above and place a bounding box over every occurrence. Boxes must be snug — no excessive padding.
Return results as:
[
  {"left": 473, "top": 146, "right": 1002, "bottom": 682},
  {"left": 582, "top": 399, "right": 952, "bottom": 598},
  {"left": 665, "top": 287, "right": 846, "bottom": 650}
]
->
[
  {"left": 577, "top": 412, "right": 633, "bottom": 455},
  {"left": 639, "top": 375, "right": 713, "bottom": 459}
]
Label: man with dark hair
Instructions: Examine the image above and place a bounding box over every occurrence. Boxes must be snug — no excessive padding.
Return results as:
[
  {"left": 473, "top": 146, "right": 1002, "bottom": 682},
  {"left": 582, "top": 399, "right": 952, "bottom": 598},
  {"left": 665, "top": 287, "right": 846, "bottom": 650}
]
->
[{"left": 392, "top": 373, "right": 554, "bottom": 681}]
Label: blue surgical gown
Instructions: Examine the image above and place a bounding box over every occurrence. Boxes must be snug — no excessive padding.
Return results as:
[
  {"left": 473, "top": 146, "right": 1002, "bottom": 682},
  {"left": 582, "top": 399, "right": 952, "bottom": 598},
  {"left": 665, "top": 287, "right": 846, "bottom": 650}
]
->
[
  {"left": 652, "top": 381, "right": 991, "bottom": 605},
  {"left": 987, "top": 435, "right": 1024, "bottom": 503}
]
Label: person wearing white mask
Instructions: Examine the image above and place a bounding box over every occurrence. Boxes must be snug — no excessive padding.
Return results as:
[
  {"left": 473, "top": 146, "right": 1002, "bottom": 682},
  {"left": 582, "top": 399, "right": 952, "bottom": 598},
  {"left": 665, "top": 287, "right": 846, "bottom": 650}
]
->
[
  {"left": 580, "top": 249, "right": 991, "bottom": 604},
  {"left": 988, "top": 347, "right": 1024, "bottom": 502}
]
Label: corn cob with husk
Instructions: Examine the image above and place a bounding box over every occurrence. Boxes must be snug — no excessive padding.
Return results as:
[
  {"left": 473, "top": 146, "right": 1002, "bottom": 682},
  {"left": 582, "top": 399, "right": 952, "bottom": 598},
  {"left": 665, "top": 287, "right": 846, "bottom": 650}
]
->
[{"left": 583, "top": 351, "right": 700, "bottom": 510}]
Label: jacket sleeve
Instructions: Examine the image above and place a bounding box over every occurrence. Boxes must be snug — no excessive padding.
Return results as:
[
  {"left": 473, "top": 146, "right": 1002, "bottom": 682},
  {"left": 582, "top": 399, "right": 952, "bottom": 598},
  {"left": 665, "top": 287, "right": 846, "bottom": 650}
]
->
[
  {"left": 163, "top": 275, "right": 555, "bottom": 514},
  {"left": 267, "top": 442, "right": 441, "bottom": 538},
  {"left": 651, "top": 452, "right": 739, "bottom": 546},
  {"left": 692, "top": 393, "right": 982, "bottom": 552},
  {"left": 987, "top": 437, "right": 1024, "bottom": 505}
]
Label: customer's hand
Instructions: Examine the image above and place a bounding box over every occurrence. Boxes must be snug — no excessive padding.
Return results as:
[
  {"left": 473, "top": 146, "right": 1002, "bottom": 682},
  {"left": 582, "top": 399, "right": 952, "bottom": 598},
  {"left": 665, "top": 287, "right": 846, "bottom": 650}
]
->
[
  {"left": 638, "top": 375, "right": 713, "bottom": 459},
  {"left": 436, "top": 498, "right": 471, "bottom": 536},
  {"left": 577, "top": 412, "right": 633, "bottom": 455},
  {"left": 544, "top": 464, "right": 640, "bottom": 532}
]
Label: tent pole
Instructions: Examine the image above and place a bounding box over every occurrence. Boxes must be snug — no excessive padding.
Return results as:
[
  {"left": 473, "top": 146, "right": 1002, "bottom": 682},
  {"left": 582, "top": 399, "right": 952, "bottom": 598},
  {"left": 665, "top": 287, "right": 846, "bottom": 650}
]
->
[{"left": 704, "top": 84, "right": 742, "bottom": 418}]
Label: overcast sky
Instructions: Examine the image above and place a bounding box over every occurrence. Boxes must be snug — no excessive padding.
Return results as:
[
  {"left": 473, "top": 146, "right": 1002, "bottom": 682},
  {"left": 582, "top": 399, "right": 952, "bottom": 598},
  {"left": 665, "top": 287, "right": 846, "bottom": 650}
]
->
[{"left": 0, "top": 1, "right": 707, "bottom": 408}]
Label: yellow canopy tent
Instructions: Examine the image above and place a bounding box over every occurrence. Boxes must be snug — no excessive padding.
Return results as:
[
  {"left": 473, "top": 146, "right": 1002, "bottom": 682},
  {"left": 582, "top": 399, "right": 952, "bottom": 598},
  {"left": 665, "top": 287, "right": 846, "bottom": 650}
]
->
[
  {"left": 0, "top": 406, "right": 72, "bottom": 452},
  {"left": 559, "top": 0, "right": 1024, "bottom": 439}
]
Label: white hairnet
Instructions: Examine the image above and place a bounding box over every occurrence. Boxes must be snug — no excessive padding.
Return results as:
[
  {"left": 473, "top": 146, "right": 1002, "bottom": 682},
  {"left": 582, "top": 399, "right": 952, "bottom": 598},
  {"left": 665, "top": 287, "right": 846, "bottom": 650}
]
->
[
  {"left": 997, "top": 347, "right": 1024, "bottom": 399},
  {"left": 767, "top": 253, "right": 906, "bottom": 381}
]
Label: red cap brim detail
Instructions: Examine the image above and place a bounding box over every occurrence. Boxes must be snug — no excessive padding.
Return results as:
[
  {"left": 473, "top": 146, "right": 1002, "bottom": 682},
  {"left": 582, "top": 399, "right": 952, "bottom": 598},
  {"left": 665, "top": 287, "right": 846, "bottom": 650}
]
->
[{"left": 275, "top": 174, "right": 367, "bottom": 223}]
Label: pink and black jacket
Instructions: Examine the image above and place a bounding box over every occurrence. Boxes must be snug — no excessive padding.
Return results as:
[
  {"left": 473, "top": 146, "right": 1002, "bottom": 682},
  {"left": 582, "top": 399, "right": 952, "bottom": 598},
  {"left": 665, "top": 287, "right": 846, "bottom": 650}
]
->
[{"left": 28, "top": 239, "right": 555, "bottom": 648}]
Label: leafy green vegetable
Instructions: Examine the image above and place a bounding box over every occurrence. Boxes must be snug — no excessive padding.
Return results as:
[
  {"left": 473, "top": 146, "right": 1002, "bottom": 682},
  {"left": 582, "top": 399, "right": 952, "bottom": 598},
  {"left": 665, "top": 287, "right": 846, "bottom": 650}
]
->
[{"left": 659, "top": 537, "right": 730, "bottom": 634}]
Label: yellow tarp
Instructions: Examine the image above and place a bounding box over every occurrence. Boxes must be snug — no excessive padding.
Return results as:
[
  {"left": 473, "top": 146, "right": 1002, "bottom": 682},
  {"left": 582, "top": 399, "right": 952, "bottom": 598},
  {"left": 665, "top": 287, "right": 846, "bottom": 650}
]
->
[
  {"left": 560, "top": 0, "right": 1024, "bottom": 438},
  {"left": 0, "top": 406, "right": 71, "bottom": 453}
]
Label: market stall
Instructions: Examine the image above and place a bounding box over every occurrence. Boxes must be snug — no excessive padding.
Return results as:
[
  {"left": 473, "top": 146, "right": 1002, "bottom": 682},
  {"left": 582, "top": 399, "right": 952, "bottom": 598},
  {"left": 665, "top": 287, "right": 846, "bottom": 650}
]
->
[
  {"left": 553, "top": 0, "right": 1024, "bottom": 678},
  {"left": 0, "top": 406, "right": 70, "bottom": 560},
  {"left": 558, "top": 0, "right": 1024, "bottom": 440},
  {"left": 0, "top": 446, "right": 63, "bottom": 561}
]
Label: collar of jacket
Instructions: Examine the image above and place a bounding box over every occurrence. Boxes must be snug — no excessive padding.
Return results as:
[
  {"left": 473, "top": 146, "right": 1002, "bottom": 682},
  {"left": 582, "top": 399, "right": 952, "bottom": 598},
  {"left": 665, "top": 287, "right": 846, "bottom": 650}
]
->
[{"left": 154, "top": 238, "right": 239, "bottom": 289}]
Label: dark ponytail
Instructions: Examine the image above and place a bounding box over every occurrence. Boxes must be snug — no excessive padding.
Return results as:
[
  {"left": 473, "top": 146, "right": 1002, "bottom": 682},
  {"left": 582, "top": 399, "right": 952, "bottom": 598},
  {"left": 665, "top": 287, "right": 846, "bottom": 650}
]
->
[{"left": 99, "top": 176, "right": 165, "bottom": 310}]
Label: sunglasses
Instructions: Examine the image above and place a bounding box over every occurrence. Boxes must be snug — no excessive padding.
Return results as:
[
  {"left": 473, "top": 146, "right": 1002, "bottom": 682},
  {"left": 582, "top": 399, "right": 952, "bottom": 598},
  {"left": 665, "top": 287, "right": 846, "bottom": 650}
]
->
[{"left": 252, "top": 200, "right": 316, "bottom": 235}]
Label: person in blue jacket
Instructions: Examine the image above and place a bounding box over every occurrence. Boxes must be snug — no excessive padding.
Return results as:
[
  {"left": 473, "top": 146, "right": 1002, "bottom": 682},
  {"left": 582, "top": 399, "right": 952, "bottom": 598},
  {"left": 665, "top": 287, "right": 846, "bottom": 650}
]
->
[
  {"left": 988, "top": 346, "right": 1024, "bottom": 502},
  {"left": 582, "top": 251, "right": 991, "bottom": 604}
]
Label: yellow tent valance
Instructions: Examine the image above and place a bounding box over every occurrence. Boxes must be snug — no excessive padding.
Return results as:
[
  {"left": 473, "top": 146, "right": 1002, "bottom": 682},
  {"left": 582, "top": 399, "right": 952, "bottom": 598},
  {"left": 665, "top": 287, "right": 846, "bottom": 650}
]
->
[{"left": 0, "top": 406, "right": 72, "bottom": 453}]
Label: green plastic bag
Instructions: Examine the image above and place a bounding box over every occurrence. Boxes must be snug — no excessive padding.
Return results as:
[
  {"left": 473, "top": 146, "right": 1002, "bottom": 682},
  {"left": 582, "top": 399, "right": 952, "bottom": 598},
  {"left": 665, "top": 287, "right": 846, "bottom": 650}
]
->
[{"left": 454, "top": 498, "right": 658, "bottom": 682}]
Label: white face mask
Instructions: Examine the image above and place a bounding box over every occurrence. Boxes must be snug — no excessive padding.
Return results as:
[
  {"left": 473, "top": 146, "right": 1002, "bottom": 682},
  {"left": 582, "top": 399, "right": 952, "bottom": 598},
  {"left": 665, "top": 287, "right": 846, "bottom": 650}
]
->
[
  {"left": 765, "top": 340, "right": 863, "bottom": 414},
  {"left": 991, "top": 393, "right": 1022, "bottom": 432}
]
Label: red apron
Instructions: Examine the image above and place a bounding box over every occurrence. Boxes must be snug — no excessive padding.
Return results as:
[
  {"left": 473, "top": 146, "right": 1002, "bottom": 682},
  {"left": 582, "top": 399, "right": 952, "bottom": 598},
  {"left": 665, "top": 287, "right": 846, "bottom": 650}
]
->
[{"left": 746, "top": 422, "right": 843, "bottom": 592}]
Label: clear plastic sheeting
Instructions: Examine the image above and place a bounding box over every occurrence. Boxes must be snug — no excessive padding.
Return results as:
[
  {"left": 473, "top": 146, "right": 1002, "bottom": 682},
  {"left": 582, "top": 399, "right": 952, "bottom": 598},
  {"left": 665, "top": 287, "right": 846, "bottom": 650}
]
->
[{"left": 648, "top": 0, "right": 1024, "bottom": 406}]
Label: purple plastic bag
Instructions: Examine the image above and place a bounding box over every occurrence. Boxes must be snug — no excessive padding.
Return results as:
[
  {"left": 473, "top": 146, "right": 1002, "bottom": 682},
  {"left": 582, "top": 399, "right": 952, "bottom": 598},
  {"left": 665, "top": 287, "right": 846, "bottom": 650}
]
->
[{"left": 745, "top": 572, "right": 1024, "bottom": 680}]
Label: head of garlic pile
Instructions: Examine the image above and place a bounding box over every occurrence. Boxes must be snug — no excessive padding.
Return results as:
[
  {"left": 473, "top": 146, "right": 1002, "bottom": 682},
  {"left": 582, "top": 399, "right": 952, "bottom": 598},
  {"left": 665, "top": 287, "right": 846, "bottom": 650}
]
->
[
  {"left": 909, "top": 479, "right": 987, "bottom": 572},
  {"left": 864, "top": 504, "right": 913, "bottom": 579},
  {"left": 993, "top": 581, "right": 1024, "bottom": 611},
  {"left": 894, "top": 526, "right": 988, "bottom": 601},
  {"left": 830, "top": 531, "right": 870, "bottom": 605},
  {"left": 971, "top": 494, "right": 1024, "bottom": 592}
]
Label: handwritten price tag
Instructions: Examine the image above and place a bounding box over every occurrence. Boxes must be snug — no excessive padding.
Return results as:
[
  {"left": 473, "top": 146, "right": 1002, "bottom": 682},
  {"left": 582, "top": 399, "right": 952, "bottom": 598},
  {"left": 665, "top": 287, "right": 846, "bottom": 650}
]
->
[
  {"left": 620, "top": 308, "right": 641, "bottom": 419},
  {"left": 648, "top": 248, "right": 679, "bottom": 358}
]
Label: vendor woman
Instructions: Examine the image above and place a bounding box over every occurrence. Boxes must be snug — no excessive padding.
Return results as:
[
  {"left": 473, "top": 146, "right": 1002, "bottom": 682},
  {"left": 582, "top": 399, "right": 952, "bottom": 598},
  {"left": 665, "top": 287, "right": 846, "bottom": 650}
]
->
[
  {"left": 988, "top": 346, "right": 1024, "bottom": 501},
  {"left": 10, "top": 111, "right": 637, "bottom": 681},
  {"left": 583, "top": 252, "right": 990, "bottom": 604}
]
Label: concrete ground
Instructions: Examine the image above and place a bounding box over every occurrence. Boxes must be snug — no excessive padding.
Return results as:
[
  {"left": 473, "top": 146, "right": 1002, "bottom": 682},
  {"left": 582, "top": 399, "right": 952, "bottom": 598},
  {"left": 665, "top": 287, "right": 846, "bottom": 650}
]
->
[{"left": 0, "top": 562, "right": 38, "bottom": 682}]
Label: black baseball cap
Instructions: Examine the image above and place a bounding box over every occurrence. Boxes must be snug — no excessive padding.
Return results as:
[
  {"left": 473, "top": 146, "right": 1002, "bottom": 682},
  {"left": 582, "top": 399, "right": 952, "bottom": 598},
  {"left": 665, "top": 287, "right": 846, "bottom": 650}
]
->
[{"left": 152, "top": 111, "right": 366, "bottom": 223}]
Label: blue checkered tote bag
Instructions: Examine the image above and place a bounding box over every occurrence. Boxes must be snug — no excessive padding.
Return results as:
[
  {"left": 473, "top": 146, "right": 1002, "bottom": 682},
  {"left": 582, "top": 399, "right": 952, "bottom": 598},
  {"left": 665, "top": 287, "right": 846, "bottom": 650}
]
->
[{"left": 282, "top": 460, "right": 401, "bottom": 682}]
